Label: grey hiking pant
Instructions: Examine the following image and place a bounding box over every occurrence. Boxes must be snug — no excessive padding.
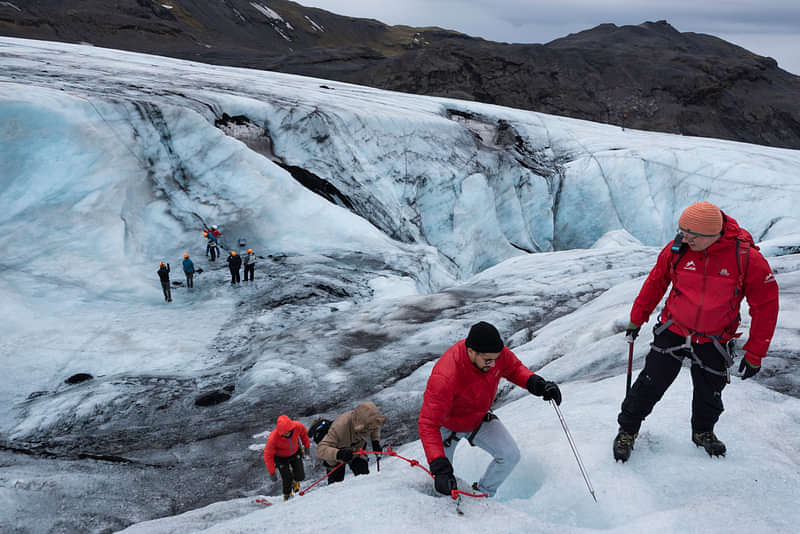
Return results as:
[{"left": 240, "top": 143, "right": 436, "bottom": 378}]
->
[{"left": 440, "top": 416, "right": 520, "bottom": 497}]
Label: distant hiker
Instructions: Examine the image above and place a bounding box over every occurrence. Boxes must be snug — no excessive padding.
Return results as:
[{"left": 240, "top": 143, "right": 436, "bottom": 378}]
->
[
  {"left": 205, "top": 232, "right": 219, "bottom": 262},
  {"left": 418, "top": 321, "right": 561, "bottom": 498},
  {"left": 182, "top": 253, "right": 195, "bottom": 288},
  {"left": 244, "top": 248, "right": 256, "bottom": 281},
  {"left": 227, "top": 250, "right": 241, "bottom": 284},
  {"left": 263, "top": 415, "right": 310, "bottom": 501},
  {"left": 208, "top": 224, "right": 223, "bottom": 249},
  {"left": 316, "top": 402, "right": 386, "bottom": 485},
  {"left": 614, "top": 201, "right": 779, "bottom": 461},
  {"left": 157, "top": 262, "right": 172, "bottom": 302}
]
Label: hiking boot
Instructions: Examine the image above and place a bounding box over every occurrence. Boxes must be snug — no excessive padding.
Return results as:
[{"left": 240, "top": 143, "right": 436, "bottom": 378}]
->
[
  {"left": 613, "top": 428, "right": 638, "bottom": 462},
  {"left": 292, "top": 481, "right": 300, "bottom": 493},
  {"left": 692, "top": 431, "right": 726, "bottom": 457},
  {"left": 283, "top": 494, "right": 291, "bottom": 502}
]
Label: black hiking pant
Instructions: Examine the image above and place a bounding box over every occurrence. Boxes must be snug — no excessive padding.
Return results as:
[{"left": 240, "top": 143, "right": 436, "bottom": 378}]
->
[
  {"left": 275, "top": 451, "right": 305, "bottom": 497},
  {"left": 160, "top": 281, "right": 171, "bottom": 302},
  {"left": 185, "top": 272, "right": 193, "bottom": 288},
  {"left": 618, "top": 328, "right": 728, "bottom": 434},
  {"left": 229, "top": 267, "right": 240, "bottom": 284},
  {"left": 325, "top": 457, "right": 369, "bottom": 484},
  {"left": 244, "top": 263, "right": 254, "bottom": 281},
  {"left": 209, "top": 246, "right": 217, "bottom": 261}
]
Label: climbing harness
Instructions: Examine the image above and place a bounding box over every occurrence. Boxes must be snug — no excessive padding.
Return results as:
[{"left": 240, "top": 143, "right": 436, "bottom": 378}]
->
[
  {"left": 443, "top": 412, "right": 498, "bottom": 448},
  {"left": 651, "top": 320, "right": 735, "bottom": 382}
]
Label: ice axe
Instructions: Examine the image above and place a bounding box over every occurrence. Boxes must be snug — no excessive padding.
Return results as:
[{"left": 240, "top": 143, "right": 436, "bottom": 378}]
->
[{"left": 626, "top": 338, "right": 634, "bottom": 394}]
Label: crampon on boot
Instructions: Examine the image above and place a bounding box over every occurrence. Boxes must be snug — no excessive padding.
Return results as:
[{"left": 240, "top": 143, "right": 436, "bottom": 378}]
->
[
  {"left": 692, "top": 431, "right": 726, "bottom": 457},
  {"left": 613, "top": 428, "right": 637, "bottom": 462}
]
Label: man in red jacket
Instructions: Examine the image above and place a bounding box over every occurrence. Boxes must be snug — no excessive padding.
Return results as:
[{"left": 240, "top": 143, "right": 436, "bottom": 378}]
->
[
  {"left": 418, "top": 321, "right": 561, "bottom": 497},
  {"left": 614, "top": 201, "right": 779, "bottom": 461},
  {"left": 264, "top": 415, "right": 310, "bottom": 501}
]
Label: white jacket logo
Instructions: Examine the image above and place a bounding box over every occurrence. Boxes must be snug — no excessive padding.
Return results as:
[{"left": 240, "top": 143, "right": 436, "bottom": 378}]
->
[
  {"left": 764, "top": 273, "right": 776, "bottom": 283},
  {"left": 684, "top": 260, "right": 697, "bottom": 271},
  {"left": 719, "top": 268, "right": 730, "bottom": 276}
]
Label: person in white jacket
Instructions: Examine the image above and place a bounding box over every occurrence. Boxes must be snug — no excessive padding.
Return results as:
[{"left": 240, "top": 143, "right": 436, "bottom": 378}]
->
[{"left": 243, "top": 249, "right": 256, "bottom": 281}]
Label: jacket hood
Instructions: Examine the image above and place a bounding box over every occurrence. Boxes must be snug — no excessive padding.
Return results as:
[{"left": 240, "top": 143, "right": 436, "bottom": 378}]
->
[
  {"left": 352, "top": 402, "right": 386, "bottom": 433},
  {"left": 721, "top": 212, "right": 756, "bottom": 248},
  {"left": 275, "top": 414, "right": 293, "bottom": 434}
]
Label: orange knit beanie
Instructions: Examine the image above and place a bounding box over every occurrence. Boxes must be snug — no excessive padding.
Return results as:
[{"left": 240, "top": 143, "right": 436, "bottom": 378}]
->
[{"left": 678, "top": 201, "right": 722, "bottom": 236}]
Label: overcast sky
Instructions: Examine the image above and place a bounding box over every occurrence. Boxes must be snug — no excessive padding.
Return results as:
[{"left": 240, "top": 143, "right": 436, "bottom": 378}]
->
[{"left": 303, "top": 0, "right": 800, "bottom": 75}]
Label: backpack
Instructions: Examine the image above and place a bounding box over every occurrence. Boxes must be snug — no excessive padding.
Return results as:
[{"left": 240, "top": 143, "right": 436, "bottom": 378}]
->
[{"left": 308, "top": 418, "right": 332, "bottom": 444}]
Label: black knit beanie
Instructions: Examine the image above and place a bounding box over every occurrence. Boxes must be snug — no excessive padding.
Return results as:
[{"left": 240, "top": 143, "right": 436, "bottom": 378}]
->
[{"left": 465, "top": 321, "right": 504, "bottom": 353}]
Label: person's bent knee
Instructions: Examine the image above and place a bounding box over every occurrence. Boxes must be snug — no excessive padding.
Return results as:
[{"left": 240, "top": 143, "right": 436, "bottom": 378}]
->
[{"left": 501, "top": 441, "right": 521, "bottom": 467}]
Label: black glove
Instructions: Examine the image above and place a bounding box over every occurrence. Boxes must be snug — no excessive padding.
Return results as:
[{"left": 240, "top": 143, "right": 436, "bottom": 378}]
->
[
  {"left": 372, "top": 440, "right": 382, "bottom": 452},
  {"left": 429, "top": 456, "right": 457, "bottom": 496},
  {"left": 738, "top": 354, "right": 761, "bottom": 380},
  {"left": 527, "top": 375, "right": 562, "bottom": 406},
  {"left": 336, "top": 448, "right": 354, "bottom": 463},
  {"left": 625, "top": 321, "right": 640, "bottom": 342}
]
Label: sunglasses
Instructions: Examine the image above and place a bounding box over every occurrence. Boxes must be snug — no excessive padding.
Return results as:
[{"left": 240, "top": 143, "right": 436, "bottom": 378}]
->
[{"left": 678, "top": 227, "right": 718, "bottom": 238}]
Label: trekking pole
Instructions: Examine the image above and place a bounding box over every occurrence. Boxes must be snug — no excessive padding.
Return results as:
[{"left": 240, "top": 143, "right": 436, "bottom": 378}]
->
[
  {"left": 626, "top": 339, "right": 634, "bottom": 394},
  {"left": 551, "top": 400, "right": 597, "bottom": 502}
]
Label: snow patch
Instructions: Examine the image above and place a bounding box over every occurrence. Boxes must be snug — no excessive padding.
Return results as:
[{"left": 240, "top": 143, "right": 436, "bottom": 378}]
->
[
  {"left": 305, "top": 15, "right": 325, "bottom": 32},
  {"left": 272, "top": 25, "right": 291, "bottom": 42},
  {"left": 250, "top": 2, "right": 283, "bottom": 22},
  {"left": 368, "top": 274, "right": 419, "bottom": 300},
  {"left": 591, "top": 229, "right": 643, "bottom": 248},
  {"left": 0, "top": 2, "right": 21, "bottom": 11}
]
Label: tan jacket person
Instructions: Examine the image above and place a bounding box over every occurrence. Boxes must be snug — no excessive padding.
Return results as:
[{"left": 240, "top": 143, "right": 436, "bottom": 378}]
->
[{"left": 316, "top": 402, "right": 387, "bottom": 484}]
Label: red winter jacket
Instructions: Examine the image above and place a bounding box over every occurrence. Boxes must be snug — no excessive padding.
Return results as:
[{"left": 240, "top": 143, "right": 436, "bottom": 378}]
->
[
  {"left": 631, "top": 213, "right": 779, "bottom": 365},
  {"left": 263, "top": 415, "right": 310, "bottom": 475},
  {"left": 418, "top": 340, "right": 533, "bottom": 462}
]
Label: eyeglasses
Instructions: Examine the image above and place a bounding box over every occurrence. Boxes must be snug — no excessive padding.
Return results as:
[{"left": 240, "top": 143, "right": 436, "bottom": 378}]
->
[
  {"left": 678, "top": 227, "right": 718, "bottom": 239},
  {"left": 479, "top": 354, "right": 499, "bottom": 364}
]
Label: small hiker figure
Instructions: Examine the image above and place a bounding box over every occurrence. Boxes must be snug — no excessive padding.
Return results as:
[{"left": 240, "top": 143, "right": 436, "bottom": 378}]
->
[
  {"left": 264, "top": 415, "right": 310, "bottom": 502},
  {"left": 244, "top": 248, "right": 256, "bottom": 281},
  {"left": 205, "top": 231, "right": 219, "bottom": 262},
  {"left": 209, "top": 224, "right": 223, "bottom": 249},
  {"left": 227, "top": 250, "right": 241, "bottom": 284},
  {"left": 157, "top": 262, "right": 172, "bottom": 302},
  {"left": 316, "top": 402, "right": 386, "bottom": 485},
  {"left": 182, "top": 253, "right": 195, "bottom": 288}
]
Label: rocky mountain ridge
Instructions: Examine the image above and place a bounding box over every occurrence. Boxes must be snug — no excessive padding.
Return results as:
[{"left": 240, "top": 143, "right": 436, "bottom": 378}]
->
[{"left": 2, "top": 1, "right": 800, "bottom": 148}]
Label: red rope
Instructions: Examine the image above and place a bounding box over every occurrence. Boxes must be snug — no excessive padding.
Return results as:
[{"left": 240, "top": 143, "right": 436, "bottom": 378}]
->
[
  {"left": 298, "top": 461, "right": 345, "bottom": 496},
  {"left": 297, "top": 446, "right": 488, "bottom": 499}
]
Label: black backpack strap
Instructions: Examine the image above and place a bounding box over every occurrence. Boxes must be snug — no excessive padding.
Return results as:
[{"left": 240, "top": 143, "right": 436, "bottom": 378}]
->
[{"left": 671, "top": 243, "right": 689, "bottom": 275}]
